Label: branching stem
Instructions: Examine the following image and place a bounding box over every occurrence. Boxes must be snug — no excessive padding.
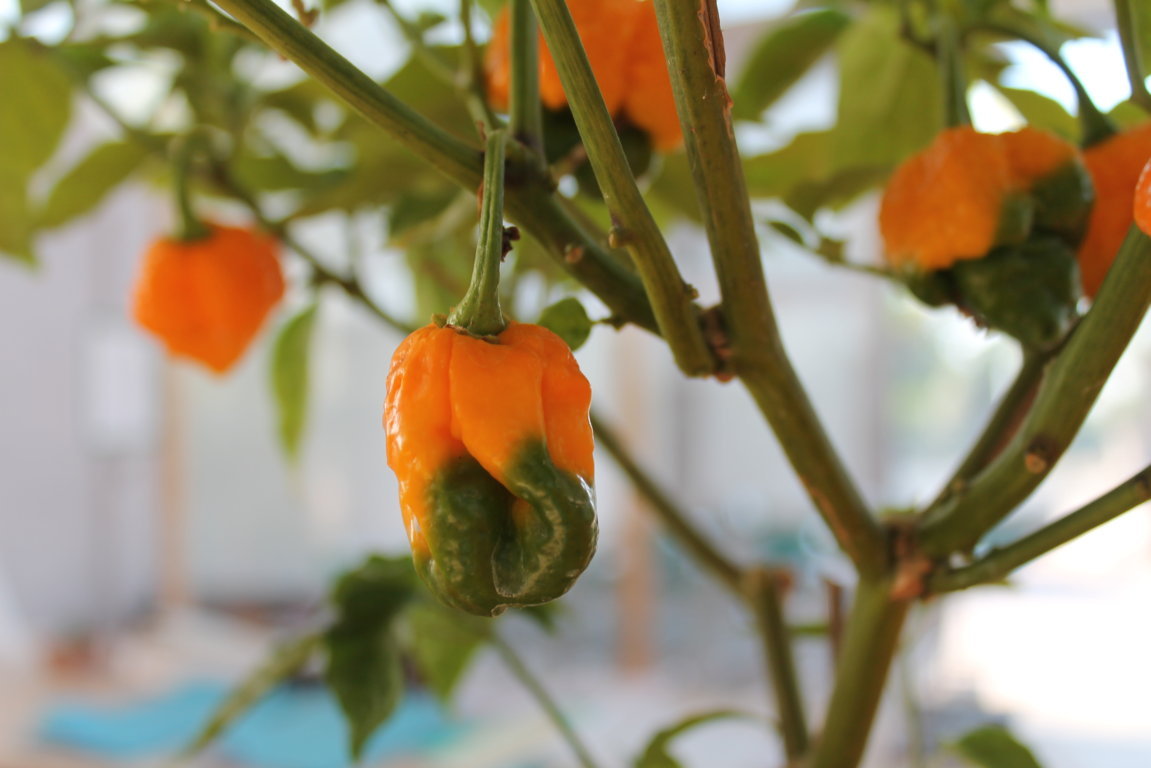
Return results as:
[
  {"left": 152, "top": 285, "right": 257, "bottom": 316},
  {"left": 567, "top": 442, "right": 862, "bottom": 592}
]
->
[
  {"left": 652, "top": 0, "right": 886, "bottom": 578},
  {"left": 929, "top": 463, "right": 1151, "bottom": 593}
]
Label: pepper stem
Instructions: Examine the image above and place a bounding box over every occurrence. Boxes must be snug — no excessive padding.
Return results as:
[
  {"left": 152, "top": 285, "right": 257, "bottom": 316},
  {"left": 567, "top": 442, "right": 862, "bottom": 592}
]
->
[
  {"left": 448, "top": 129, "right": 510, "bottom": 337},
  {"left": 171, "top": 131, "right": 212, "bottom": 242},
  {"left": 937, "top": 15, "right": 971, "bottom": 128}
]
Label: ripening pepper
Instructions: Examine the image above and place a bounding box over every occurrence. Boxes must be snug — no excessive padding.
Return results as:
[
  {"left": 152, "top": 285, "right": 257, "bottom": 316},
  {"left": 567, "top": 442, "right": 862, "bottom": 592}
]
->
[
  {"left": 484, "top": 0, "right": 682, "bottom": 151},
  {"left": 384, "top": 321, "right": 597, "bottom": 617},
  {"left": 132, "top": 223, "right": 285, "bottom": 373},
  {"left": 879, "top": 125, "right": 1092, "bottom": 350},
  {"left": 1135, "top": 160, "right": 1151, "bottom": 236},
  {"left": 1076, "top": 122, "right": 1151, "bottom": 297}
]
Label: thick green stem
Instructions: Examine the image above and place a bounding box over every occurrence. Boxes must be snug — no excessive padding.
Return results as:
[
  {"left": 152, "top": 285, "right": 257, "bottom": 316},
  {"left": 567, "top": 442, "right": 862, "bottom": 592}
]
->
[
  {"left": 207, "top": 0, "right": 658, "bottom": 331},
  {"left": 490, "top": 633, "right": 602, "bottom": 768},
  {"left": 937, "top": 15, "right": 971, "bottom": 128},
  {"left": 508, "top": 0, "right": 543, "bottom": 151},
  {"left": 171, "top": 132, "right": 211, "bottom": 241},
  {"left": 920, "top": 228, "right": 1151, "bottom": 557},
  {"left": 747, "top": 568, "right": 808, "bottom": 761},
  {"left": 448, "top": 130, "right": 509, "bottom": 336},
  {"left": 1114, "top": 0, "right": 1151, "bottom": 113},
  {"left": 929, "top": 463, "right": 1151, "bottom": 593},
  {"left": 528, "top": 0, "right": 715, "bottom": 376},
  {"left": 590, "top": 411, "right": 743, "bottom": 594},
  {"left": 652, "top": 0, "right": 887, "bottom": 578},
  {"left": 808, "top": 579, "right": 910, "bottom": 768},
  {"left": 928, "top": 348, "right": 1048, "bottom": 510}
]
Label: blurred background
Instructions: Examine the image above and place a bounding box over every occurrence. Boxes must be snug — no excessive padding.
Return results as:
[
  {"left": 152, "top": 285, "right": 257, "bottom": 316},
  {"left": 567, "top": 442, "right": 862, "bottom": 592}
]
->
[{"left": 2, "top": 0, "right": 1150, "bottom": 766}]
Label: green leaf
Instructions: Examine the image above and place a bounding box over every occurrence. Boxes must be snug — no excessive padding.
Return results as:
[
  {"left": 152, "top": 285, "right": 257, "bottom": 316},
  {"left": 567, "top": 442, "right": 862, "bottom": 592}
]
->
[
  {"left": 183, "top": 633, "right": 321, "bottom": 756},
  {"left": 647, "top": 152, "right": 702, "bottom": 223},
  {"left": 19, "top": 0, "right": 59, "bottom": 16},
  {"left": 36, "top": 142, "right": 150, "bottom": 230},
  {"left": 270, "top": 302, "right": 319, "bottom": 463},
  {"left": 784, "top": 164, "right": 891, "bottom": 220},
  {"left": 0, "top": 38, "right": 74, "bottom": 265},
  {"left": 538, "top": 297, "right": 593, "bottom": 350},
  {"left": 0, "top": 169, "right": 35, "bottom": 266},
  {"left": 952, "top": 724, "right": 1045, "bottom": 768},
  {"left": 233, "top": 149, "right": 348, "bottom": 193},
  {"left": 52, "top": 42, "right": 119, "bottom": 78},
  {"left": 744, "top": 132, "right": 833, "bottom": 200},
  {"left": 634, "top": 710, "right": 749, "bottom": 768},
  {"left": 404, "top": 602, "right": 487, "bottom": 702},
  {"left": 732, "top": 9, "right": 852, "bottom": 121},
  {"left": 1133, "top": 0, "right": 1151, "bottom": 78},
  {"left": 325, "top": 555, "right": 420, "bottom": 760},
  {"left": 743, "top": 133, "right": 889, "bottom": 218},
  {"left": 832, "top": 7, "right": 941, "bottom": 168},
  {"left": 0, "top": 40, "right": 72, "bottom": 178},
  {"left": 330, "top": 555, "right": 419, "bottom": 632},
  {"left": 260, "top": 80, "right": 329, "bottom": 135},
  {"left": 325, "top": 626, "right": 404, "bottom": 760},
  {"left": 387, "top": 186, "right": 461, "bottom": 243},
  {"left": 993, "top": 86, "right": 1076, "bottom": 140}
]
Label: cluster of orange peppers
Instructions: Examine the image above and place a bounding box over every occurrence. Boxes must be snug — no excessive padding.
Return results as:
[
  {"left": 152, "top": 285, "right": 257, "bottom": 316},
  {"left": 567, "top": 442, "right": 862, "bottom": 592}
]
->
[{"left": 879, "top": 121, "right": 1151, "bottom": 348}]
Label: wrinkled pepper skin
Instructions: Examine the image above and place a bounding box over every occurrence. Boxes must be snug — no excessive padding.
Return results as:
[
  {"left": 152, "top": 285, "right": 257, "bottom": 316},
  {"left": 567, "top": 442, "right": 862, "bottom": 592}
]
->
[
  {"left": 384, "top": 322, "right": 597, "bottom": 616},
  {"left": 1077, "top": 122, "right": 1151, "bottom": 297},
  {"left": 879, "top": 125, "right": 1092, "bottom": 350}
]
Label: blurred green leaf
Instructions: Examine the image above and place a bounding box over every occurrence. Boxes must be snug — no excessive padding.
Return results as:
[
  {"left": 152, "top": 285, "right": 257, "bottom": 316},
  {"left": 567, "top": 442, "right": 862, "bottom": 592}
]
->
[
  {"left": 768, "top": 219, "right": 807, "bottom": 247},
  {"left": 260, "top": 79, "right": 332, "bottom": 136},
  {"left": 325, "top": 626, "right": 404, "bottom": 760},
  {"left": 19, "top": 0, "right": 58, "bottom": 14},
  {"left": 647, "top": 153, "right": 702, "bottom": 223},
  {"left": 1108, "top": 99, "right": 1148, "bottom": 129},
  {"left": 993, "top": 85, "right": 1077, "bottom": 139},
  {"left": 233, "top": 149, "right": 348, "bottom": 193},
  {"left": 744, "top": 132, "right": 833, "bottom": 199},
  {"left": 0, "top": 170, "right": 35, "bottom": 266},
  {"left": 784, "top": 164, "right": 890, "bottom": 220},
  {"left": 52, "top": 42, "right": 119, "bottom": 78},
  {"left": 1134, "top": 0, "right": 1151, "bottom": 78},
  {"left": 744, "top": 132, "right": 889, "bottom": 218},
  {"left": 183, "top": 633, "right": 320, "bottom": 756},
  {"left": 36, "top": 142, "right": 150, "bottom": 230},
  {"left": 406, "top": 230, "right": 475, "bottom": 319},
  {"left": 270, "top": 302, "right": 319, "bottom": 463},
  {"left": 0, "top": 39, "right": 74, "bottom": 178},
  {"left": 325, "top": 555, "right": 419, "bottom": 759},
  {"left": 330, "top": 555, "right": 419, "bottom": 631},
  {"left": 538, "top": 297, "right": 592, "bottom": 350},
  {"left": 634, "top": 710, "right": 749, "bottom": 768},
  {"left": 732, "top": 9, "right": 851, "bottom": 121},
  {"left": 832, "top": 7, "right": 940, "bottom": 168},
  {"left": 387, "top": 186, "right": 461, "bottom": 243},
  {"left": 952, "top": 724, "right": 1045, "bottom": 768},
  {"left": 405, "top": 602, "right": 487, "bottom": 703}
]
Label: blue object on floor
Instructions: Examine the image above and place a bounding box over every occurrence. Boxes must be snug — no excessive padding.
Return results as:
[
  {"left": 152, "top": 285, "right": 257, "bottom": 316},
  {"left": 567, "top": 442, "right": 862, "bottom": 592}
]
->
[{"left": 40, "top": 680, "right": 465, "bottom": 768}]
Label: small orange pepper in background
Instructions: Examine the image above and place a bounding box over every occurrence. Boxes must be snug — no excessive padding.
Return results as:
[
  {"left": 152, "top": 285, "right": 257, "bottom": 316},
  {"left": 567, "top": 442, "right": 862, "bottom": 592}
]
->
[
  {"left": 484, "top": 0, "right": 682, "bottom": 151},
  {"left": 1076, "top": 122, "right": 1151, "bottom": 297},
  {"left": 132, "top": 223, "right": 285, "bottom": 374}
]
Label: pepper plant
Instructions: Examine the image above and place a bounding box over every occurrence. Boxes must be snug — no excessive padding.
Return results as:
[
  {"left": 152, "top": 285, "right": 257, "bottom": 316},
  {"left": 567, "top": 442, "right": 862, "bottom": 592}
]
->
[{"left": 4, "top": 0, "right": 1151, "bottom": 765}]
